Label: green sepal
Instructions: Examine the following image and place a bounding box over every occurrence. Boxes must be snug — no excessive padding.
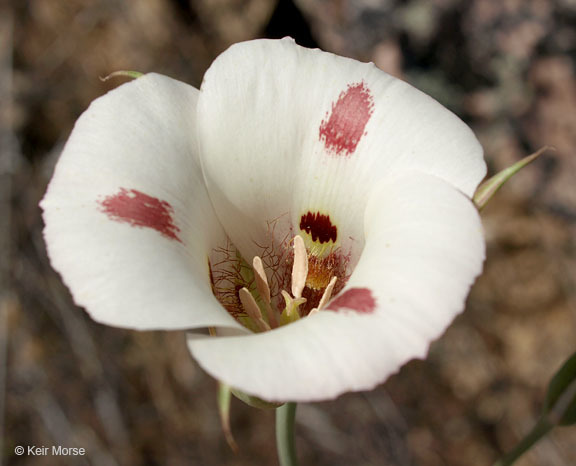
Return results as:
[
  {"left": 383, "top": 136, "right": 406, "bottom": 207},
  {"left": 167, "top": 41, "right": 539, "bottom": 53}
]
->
[
  {"left": 473, "top": 146, "right": 552, "bottom": 211},
  {"left": 231, "top": 387, "right": 284, "bottom": 410},
  {"left": 544, "top": 351, "right": 576, "bottom": 426},
  {"left": 218, "top": 382, "right": 239, "bottom": 452},
  {"left": 100, "top": 70, "right": 144, "bottom": 82}
]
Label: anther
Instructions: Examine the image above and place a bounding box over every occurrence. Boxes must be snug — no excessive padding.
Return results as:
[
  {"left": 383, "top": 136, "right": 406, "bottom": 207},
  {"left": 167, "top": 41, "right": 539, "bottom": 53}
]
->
[
  {"left": 309, "top": 276, "right": 337, "bottom": 316},
  {"left": 317, "top": 276, "right": 337, "bottom": 310},
  {"left": 291, "top": 235, "right": 308, "bottom": 299},
  {"left": 239, "top": 287, "right": 270, "bottom": 332},
  {"left": 252, "top": 256, "right": 278, "bottom": 328}
]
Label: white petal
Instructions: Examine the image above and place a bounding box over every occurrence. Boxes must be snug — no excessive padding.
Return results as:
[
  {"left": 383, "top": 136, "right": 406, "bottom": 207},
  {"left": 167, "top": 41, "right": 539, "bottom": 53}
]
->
[
  {"left": 197, "top": 38, "right": 486, "bottom": 271},
  {"left": 188, "top": 172, "right": 485, "bottom": 401},
  {"left": 41, "top": 74, "right": 245, "bottom": 332}
]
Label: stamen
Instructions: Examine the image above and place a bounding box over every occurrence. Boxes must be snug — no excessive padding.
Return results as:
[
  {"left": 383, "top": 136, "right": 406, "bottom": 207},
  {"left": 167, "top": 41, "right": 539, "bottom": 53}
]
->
[
  {"left": 308, "top": 276, "right": 337, "bottom": 316},
  {"left": 317, "top": 276, "right": 337, "bottom": 310},
  {"left": 291, "top": 235, "right": 308, "bottom": 299},
  {"left": 252, "top": 256, "right": 278, "bottom": 328},
  {"left": 239, "top": 287, "right": 270, "bottom": 332}
]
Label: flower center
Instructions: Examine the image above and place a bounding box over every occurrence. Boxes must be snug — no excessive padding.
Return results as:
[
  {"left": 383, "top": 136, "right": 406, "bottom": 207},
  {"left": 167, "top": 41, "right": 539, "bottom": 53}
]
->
[
  {"left": 208, "top": 235, "right": 346, "bottom": 333},
  {"left": 238, "top": 235, "right": 338, "bottom": 332}
]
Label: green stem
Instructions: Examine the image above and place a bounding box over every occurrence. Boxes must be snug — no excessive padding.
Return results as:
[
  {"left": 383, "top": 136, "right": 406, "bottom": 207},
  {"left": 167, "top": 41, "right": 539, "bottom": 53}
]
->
[
  {"left": 276, "top": 402, "right": 299, "bottom": 466},
  {"left": 493, "top": 419, "right": 553, "bottom": 466}
]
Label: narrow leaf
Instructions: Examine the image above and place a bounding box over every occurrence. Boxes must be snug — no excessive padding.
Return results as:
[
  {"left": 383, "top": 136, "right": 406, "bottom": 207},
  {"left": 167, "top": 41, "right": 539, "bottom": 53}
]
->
[{"left": 544, "top": 351, "right": 576, "bottom": 426}]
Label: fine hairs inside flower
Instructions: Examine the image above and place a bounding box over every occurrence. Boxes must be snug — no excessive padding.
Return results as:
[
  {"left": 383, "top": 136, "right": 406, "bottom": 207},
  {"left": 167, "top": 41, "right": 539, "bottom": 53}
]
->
[{"left": 236, "top": 235, "right": 337, "bottom": 332}]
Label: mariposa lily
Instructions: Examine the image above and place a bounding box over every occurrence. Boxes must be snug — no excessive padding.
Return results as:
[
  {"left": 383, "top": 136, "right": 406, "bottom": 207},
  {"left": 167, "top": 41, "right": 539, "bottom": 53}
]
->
[{"left": 41, "top": 38, "right": 486, "bottom": 402}]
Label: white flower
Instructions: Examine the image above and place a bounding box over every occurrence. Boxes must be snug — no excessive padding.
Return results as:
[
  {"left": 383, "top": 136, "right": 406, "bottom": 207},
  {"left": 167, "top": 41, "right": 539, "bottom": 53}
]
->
[{"left": 41, "top": 38, "right": 486, "bottom": 402}]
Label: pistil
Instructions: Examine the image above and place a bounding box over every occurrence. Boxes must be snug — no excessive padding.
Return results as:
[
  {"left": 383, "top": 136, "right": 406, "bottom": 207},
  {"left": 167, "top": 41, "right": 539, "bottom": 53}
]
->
[{"left": 237, "top": 235, "right": 337, "bottom": 332}]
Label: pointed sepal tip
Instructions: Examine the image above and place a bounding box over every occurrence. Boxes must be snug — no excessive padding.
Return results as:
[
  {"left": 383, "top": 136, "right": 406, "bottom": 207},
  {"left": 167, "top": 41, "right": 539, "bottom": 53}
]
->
[{"left": 473, "top": 146, "right": 554, "bottom": 210}]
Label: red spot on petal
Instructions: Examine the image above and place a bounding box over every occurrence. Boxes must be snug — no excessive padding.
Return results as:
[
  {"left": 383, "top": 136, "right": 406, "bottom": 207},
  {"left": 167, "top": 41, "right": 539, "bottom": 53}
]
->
[
  {"left": 319, "top": 82, "right": 374, "bottom": 156},
  {"left": 327, "top": 287, "right": 376, "bottom": 314},
  {"left": 99, "top": 188, "right": 182, "bottom": 242},
  {"left": 299, "top": 211, "right": 337, "bottom": 244}
]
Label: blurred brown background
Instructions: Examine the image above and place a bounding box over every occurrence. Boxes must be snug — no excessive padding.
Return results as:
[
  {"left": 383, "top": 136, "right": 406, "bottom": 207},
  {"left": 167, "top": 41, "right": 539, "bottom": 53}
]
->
[{"left": 1, "top": 0, "right": 576, "bottom": 465}]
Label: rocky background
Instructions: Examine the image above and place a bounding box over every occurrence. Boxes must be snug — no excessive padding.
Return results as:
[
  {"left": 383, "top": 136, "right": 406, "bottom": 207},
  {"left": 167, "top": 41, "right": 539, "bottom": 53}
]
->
[{"left": 1, "top": 0, "right": 576, "bottom": 465}]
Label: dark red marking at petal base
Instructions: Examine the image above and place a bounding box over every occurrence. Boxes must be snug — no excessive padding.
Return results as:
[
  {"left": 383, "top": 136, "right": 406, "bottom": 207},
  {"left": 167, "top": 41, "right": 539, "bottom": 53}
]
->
[
  {"left": 319, "top": 82, "right": 374, "bottom": 156},
  {"left": 99, "top": 188, "right": 182, "bottom": 242},
  {"left": 327, "top": 287, "right": 376, "bottom": 314},
  {"left": 300, "top": 211, "right": 337, "bottom": 243}
]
